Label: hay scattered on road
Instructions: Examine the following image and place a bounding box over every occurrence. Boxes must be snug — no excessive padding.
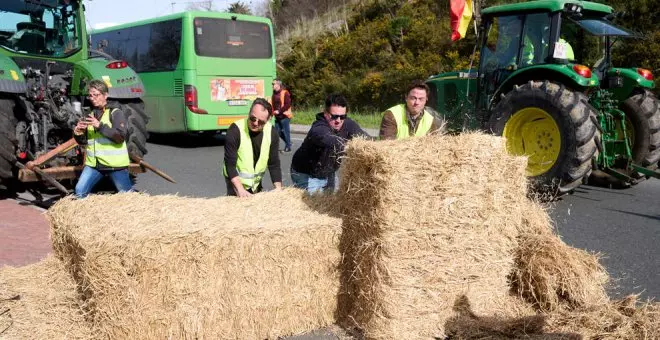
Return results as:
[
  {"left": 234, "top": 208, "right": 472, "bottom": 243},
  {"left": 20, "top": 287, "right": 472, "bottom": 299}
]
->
[
  {"left": 0, "top": 256, "right": 92, "bottom": 339},
  {"left": 47, "top": 189, "right": 342, "bottom": 340},
  {"left": 511, "top": 228, "right": 609, "bottom": 312},
  {"left": 335, "top": 133, "right": 536, "bottom": 339}
]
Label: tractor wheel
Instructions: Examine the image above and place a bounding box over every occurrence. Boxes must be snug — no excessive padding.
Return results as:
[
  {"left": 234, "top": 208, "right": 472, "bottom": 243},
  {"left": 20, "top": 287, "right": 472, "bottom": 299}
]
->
[
  {"left": 620, "top": 89, "right": 660, "bottom": 171},
  {"left": 0, "top": 98, "right": 18, "bottom": 190},
  {"left": 489, "top": 80, "right": 598, "bottom": 195},
  {"left": 117, "top": 100, "right": 149, "bottom": 158}
]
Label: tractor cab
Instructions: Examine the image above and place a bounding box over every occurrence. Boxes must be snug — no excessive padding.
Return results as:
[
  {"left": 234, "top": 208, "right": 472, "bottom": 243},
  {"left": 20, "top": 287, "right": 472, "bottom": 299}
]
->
[{"left": 0, "top": 0, "right": 83, "bottom": 57}]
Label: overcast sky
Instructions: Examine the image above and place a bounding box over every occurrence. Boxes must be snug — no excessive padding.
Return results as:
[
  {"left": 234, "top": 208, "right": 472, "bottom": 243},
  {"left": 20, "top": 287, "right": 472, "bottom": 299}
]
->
[{"left": 85, "top": 0, "right": 262, "bottom": 30}]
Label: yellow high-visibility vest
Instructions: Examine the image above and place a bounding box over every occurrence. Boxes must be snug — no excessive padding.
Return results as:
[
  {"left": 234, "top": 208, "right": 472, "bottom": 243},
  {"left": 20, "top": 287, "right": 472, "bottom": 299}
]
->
[
  {"left": 223, "top": 118, "right": 272, "bottom": 191},
  {"left": 85, "top": 108, "right": 129, "bottom": 168},
  {"left": 386, "top": 104, "right": 434, "bottom": 140}
]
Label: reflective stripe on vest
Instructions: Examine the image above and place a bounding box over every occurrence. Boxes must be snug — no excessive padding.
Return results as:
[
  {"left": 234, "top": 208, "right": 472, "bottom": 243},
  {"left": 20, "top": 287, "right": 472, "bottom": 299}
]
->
[
  {"left": 85, "top": 108, "right": 129, "bottom": 168},
  {"left": 387, "top": 104, "right": 434, "bottom": 139},
  {"left": 222, "top": 118, "right": 272, "bottom": 191}
]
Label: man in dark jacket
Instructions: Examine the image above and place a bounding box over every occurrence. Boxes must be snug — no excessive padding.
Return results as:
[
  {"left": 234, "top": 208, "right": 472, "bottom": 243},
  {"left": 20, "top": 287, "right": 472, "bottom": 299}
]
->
[{"left": 291, "top": 94, "right": 370, "bottom": 193}]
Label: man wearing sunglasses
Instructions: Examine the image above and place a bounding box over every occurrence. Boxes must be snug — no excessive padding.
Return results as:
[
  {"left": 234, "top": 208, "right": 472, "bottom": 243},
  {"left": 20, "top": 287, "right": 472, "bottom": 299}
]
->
[
  {"left": 291, "top": 94, "right": 370, "bottom": 193},
  {"left": 223, "top": 98, "right": 282, "bottom": 197},
  {"left": 379, "top": 80, "right": 446, "bottom": 140}
]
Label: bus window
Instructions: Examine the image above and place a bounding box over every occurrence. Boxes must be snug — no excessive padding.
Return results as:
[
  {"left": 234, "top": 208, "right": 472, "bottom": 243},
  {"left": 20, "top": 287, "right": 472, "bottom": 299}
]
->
[{"left": 194, "top": 18, "right": 272, "bottom": 59}]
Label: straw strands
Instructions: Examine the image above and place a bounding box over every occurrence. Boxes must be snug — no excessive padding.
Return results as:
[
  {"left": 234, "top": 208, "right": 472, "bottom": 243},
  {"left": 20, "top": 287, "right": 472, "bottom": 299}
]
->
[
  {"left": 0, "top": 256, "right": 92, "bottom": 339},
  {"left": 47, "top": 189, "right": 342, "bottom": 339},
  {"left": 335, "top": 133, "right": 535, "bottom": 339}
]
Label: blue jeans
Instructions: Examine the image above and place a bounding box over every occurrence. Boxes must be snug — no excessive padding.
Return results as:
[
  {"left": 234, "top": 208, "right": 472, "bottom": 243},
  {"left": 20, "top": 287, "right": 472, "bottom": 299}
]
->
[
  {"left": 291, "top": 170, "right": 337, "bottom": 193},
  {"left": 275, "top": 117, "right": 291, "bottom": 149},
  {"left": 74, "top": 166, "right": 134, "bottom": 198}
]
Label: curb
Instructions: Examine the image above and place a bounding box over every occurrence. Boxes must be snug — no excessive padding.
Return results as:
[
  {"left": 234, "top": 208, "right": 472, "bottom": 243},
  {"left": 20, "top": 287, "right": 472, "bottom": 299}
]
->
[{"left": 290, "top": 124, "right": 378, "bottom": 137}]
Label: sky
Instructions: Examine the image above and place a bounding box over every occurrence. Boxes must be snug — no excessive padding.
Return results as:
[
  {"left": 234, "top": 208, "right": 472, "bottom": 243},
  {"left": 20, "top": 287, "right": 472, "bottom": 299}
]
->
[{"left": 85, "top": 0, "right": 262, "bottom": 30}]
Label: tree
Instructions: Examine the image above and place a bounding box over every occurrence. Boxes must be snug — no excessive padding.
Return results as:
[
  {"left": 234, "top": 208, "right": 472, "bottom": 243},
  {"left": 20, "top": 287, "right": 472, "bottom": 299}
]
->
[
  {"left": 186, "top": 1, "right": 216, "bottom": 11},
  {"left": 227, "top": 1, "right": 252, "bottom": 15}
]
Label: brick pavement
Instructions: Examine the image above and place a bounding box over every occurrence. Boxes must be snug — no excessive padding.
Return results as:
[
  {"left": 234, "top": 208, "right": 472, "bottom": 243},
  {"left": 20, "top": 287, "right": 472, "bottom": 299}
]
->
[{"left": 0, "top": 200, "right": 52, "bottom": 267}]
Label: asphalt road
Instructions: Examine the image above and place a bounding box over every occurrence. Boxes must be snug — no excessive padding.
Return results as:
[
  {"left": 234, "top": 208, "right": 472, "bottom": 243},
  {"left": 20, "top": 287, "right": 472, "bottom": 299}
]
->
[{"left": 138, "top": 131, "right": 659, "bottom": 302}]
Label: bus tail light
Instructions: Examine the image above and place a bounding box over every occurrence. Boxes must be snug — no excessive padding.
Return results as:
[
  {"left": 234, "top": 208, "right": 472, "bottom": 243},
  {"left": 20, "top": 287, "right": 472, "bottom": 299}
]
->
[
  {"left": 637, "top": 68, "right": 654, "bottom": 81},
  {"left": 106, "top": 60, "right": 128, "bottom": 69},
  {"left": 184, "top": 85, "right": 208, "bottom": 114}
]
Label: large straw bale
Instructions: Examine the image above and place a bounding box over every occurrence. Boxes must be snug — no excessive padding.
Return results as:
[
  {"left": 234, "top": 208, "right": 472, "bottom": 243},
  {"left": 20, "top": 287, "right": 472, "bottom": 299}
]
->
[
  {"left": 0, "top": 256, "right": 92, "bottom": 339},
  {"left": 47, "top": 189, "right": 342, "bottom": 339},
  {"left": 511, "top": 230, "right": 609, "bottom": 312},
  {"left": 336, "top": 133, "right": 536, "bottom": 339}
]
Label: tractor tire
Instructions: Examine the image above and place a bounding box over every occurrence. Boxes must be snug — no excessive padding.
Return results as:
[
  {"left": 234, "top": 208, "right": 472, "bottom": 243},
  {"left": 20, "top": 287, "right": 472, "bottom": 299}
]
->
[
  {"left": 118, "top": 100, "right": 149, "bottom": 158},
  {"left": 0, "top": 98, "right": 18, "bottom": 190},
  {"left": 621, "top": 89, "right": 660, "bottom": 169},
  {"left": 489, "top": 80, "right": 599, "bottom": 195}
]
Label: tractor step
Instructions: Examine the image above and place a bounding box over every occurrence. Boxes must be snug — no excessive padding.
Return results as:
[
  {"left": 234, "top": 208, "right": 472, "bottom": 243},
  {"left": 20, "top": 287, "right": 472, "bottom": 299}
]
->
[{"left": 631, "top": 164, "right": 660, "bottom": 180}]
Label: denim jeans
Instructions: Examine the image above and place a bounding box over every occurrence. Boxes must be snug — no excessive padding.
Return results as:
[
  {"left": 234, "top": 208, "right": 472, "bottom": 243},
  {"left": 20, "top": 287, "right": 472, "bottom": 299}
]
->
[
  {"left": 74, "top": 166, "right": 134, "bottom": 198},
  {"left": 291, "top": 170, "right": 337, "bottom": 194},
  {"left": 275, "top": 117, "right": 292, "bottom": 149}
]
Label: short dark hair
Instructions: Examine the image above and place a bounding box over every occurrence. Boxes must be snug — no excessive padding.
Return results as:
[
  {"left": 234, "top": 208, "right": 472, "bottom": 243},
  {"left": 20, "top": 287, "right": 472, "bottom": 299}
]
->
[
  {"left": 324, "top": 93, "right": 349, "bottom": 113},
  {"left": 250, "top": 98, "right": 273, "bottom": 117},
  {"left": 406, "top": 79, "right": 430, "bottom": 97},
  {"left": 88, "top": 79, "right": 109, "bottom": 95}
]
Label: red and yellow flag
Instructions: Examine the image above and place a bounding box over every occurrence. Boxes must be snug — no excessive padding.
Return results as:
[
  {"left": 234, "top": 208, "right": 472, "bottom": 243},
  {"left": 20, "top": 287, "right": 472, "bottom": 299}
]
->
[{"left": 450, "top": 0, "right": 473, "bottom": 41}]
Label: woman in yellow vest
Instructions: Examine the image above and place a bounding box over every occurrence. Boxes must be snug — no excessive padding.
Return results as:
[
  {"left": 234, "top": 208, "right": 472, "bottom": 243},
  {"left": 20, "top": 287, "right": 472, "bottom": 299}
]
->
[
  {"left": 73, "top": 79, "right": 132, "bottom": 198},
  {"left": 379, "top": 80, "right": 446, "bottom": 139},
  {"left": 223, "top": 98, "right": 282, "bottom": 197}
]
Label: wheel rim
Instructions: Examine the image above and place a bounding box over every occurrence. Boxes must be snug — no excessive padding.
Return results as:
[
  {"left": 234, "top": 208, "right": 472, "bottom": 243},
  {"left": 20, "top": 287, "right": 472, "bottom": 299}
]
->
[{"left": 503, "top": 107, "right": 561, "bottom": 177}]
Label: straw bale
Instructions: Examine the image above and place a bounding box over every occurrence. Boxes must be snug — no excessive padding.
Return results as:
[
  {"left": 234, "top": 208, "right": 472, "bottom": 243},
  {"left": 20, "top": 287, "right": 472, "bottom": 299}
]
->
[
  {"left": 511, "top": 230, "right": 609, "bottom": 312},
  {"left": 336, "top": 133, "right": 536, "bottom": 339},
  {"left": 0, "top": 256, "right": 92, "bottom": 339},
  {"left": 47, "top": 189, "right": 342, "bottom": 339}
]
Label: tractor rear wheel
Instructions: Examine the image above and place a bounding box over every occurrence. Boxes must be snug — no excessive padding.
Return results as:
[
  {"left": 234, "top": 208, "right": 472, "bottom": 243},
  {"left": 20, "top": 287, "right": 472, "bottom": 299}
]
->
[
  {"left": 620, "top": 89, "right": 660, "bottom": 171},
  {"left": 489, "top": 81, "right": 599, "bottom": 195},
  {"left": 0, "top": 98, "right": 18, "bottom": 190}
]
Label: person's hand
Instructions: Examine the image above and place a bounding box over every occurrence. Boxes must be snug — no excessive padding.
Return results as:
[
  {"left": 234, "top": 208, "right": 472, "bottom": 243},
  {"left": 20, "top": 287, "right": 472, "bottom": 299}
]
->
[
  {"left": 274, "top": 110, "right": 280, "bottom": 115},
  {"left": 273, "top": 182, "right": 282, "bottom": 190},
  {"left": 236, "top": 188, "right": 253, "bottom": 198},
  {"left": 74, "top": 120, "right": 87, "bottom": 135},
  {"left": 85, "top": 115, "right": 101, "bottom": 129}
]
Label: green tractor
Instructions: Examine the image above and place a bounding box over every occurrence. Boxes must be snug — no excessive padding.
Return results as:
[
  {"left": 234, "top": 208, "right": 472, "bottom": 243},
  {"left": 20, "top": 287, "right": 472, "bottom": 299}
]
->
[
  {"left": 427, "top": 0, "right": 659, "bottom": 195},
  {"left": 0, "top": 0, "right": 148, "bottom": 193}
]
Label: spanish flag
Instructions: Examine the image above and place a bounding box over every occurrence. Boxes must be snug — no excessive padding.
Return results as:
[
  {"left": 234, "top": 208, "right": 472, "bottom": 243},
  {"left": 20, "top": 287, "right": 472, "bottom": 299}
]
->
[{"left": 450, "top": 0, "right": 473, "bottom": 41}]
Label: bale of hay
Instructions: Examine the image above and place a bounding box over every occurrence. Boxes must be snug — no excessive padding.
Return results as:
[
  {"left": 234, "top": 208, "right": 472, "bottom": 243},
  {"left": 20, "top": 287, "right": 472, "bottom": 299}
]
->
[
  {"left": 511, "top": 230, "right": 609, "bottom": 312},
  {"left": 0, "top": 256, "right": 92, "bottom": 339},
  {"left": 336, "top": 133, "right": 540, "bottom": 339},
  {"left": 47, "top": 189, "right": 342, "bottom": 339}
]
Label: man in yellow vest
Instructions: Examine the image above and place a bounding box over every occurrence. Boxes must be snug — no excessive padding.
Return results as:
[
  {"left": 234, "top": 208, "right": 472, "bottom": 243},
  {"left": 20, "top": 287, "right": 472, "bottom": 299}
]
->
[
  {"left": 272, "top": 79, "right": 292, "bottom": 152},
  {"left": 223, "top": 98, "right": 282, "bottom": 197},
  {"left": 73, "top": 79, "right": 132, "bottom": 198},
  {"left": 379, "top": 80, "right": 446, "bottom": 140}
]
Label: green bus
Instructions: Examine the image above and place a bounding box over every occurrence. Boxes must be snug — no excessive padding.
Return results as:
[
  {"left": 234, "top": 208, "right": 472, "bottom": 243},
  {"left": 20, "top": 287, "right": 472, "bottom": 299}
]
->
[{"left": 91, "top": 11, "right": 276, "bottom": 134}]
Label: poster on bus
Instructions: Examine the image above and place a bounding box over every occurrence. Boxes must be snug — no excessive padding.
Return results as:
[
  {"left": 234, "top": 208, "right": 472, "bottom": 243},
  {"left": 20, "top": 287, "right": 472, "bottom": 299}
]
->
[{"left": 210, "top": 79, "right": 265, "bottom": 104}]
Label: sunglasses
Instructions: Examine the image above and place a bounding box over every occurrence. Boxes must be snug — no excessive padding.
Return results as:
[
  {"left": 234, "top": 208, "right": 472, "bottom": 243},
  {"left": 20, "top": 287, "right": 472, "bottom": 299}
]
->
[
  {"left": 248, "top": 115, "right": 268, "bottom": 126},
  {"left": 328, "top": 114, "right": 347, "bottom": 121}
]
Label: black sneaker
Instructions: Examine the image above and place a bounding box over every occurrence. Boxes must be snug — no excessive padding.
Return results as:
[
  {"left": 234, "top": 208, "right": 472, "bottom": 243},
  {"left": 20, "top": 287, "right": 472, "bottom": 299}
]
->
[{"left": 284, "top": 146, "right": 291, "bottom": 152}]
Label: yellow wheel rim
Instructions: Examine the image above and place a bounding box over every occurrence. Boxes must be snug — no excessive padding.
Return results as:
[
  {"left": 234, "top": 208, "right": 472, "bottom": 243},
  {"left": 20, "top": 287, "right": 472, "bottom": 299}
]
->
[{"left": 503, "top": 107, "right": 561, "bottom": 177}]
